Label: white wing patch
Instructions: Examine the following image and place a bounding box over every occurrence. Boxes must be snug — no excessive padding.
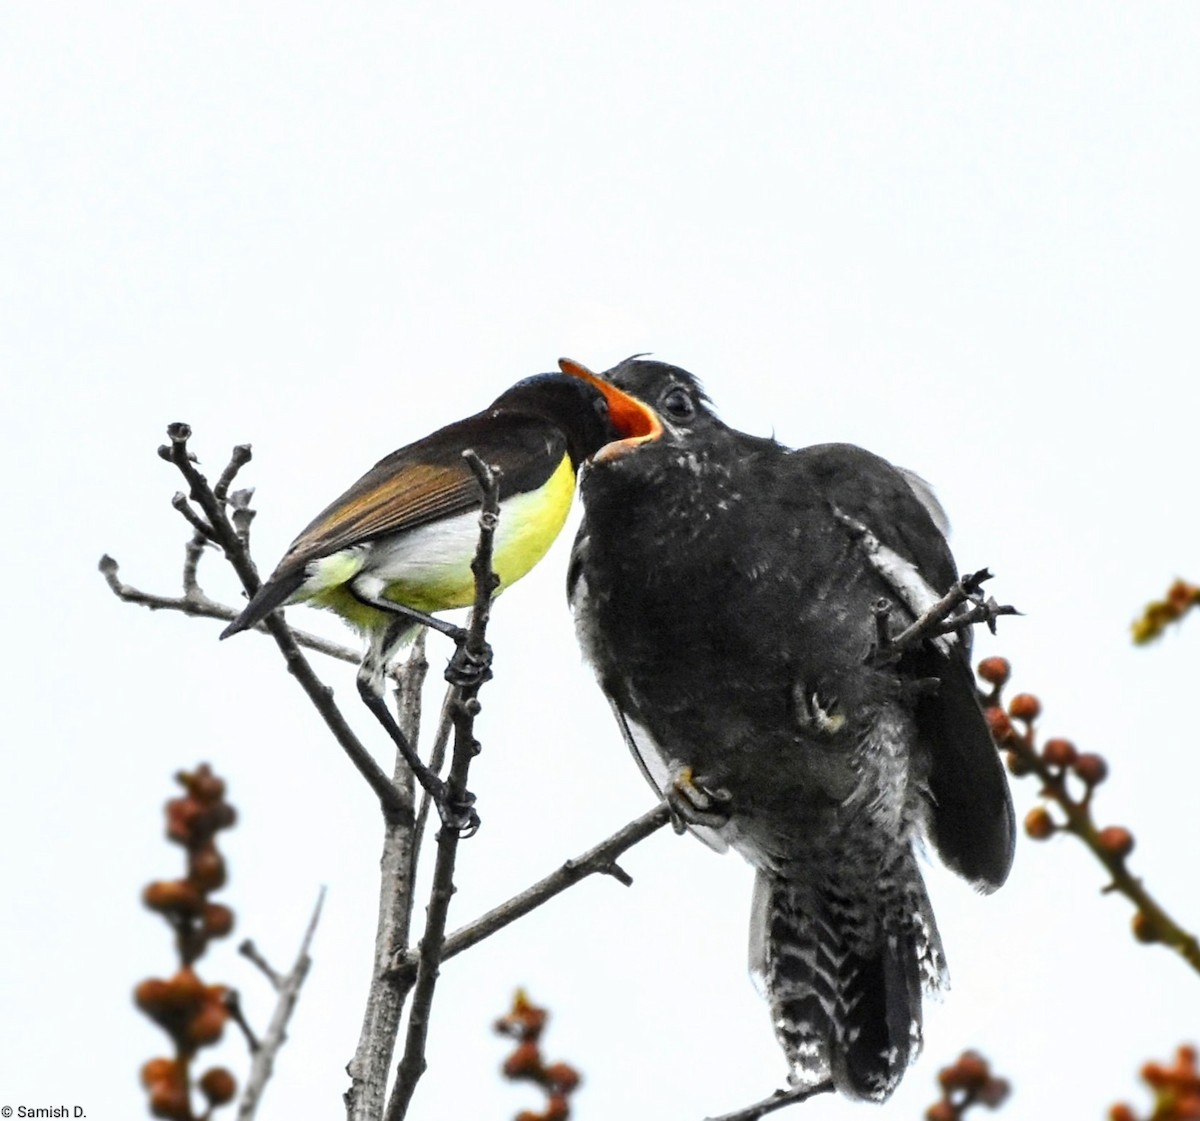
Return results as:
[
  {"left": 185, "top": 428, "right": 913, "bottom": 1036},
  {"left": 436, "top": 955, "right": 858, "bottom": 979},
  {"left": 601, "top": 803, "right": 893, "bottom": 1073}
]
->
[
  {"left": 896, "top": 467, "right": 950, "bottom": 538},
  {"left": 831, "top": 506, "right": 956, "bottom": 656}
]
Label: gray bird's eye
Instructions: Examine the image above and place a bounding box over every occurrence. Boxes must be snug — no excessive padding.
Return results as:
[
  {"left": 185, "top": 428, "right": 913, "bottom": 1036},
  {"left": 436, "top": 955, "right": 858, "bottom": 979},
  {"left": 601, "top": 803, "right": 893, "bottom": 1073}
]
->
[{"left": 661, "top": 385, "right": 695, "bottom": 421}]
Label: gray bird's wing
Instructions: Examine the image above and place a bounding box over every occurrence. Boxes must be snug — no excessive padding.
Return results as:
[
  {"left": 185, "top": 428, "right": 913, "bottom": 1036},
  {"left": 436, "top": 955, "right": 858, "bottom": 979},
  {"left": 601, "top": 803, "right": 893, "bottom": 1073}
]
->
[{"left": 792, "top": 443, "right": 1015, "bottom": 891}]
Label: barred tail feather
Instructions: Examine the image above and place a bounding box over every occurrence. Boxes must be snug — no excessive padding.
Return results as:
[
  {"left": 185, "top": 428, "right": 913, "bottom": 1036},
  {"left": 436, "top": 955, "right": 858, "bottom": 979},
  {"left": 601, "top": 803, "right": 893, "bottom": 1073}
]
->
[{"left": 752, "top": 865, "right": 947, "bottom": 1102}]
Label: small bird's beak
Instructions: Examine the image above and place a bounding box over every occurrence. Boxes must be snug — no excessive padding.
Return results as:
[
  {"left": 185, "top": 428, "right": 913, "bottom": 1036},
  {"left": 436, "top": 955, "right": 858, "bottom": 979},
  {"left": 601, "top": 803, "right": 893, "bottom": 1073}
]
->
[{"left": 558, "top": 357, "right": 663, "bottom": 462}]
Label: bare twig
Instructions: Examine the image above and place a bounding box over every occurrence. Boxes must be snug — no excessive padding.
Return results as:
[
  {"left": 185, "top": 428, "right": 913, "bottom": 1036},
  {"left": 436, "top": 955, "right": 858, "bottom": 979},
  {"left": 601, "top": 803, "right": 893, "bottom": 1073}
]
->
[
  {"left": 99, "top": 553, "right": 364, "bottom": 666},
  {"left": 407, "top": 690, "right": 456, "bottom": 890},
  {"left": 213, "top": 443, "right": 252, "bottom": 503},
  {"left": 154, "top": 424, "right": 406, "bottom": 817},
  {"left": 239, "top": 940, "right": 284, "bottom": 989},
  {"left": 345, "top": 638, "right": 426, "bottom": 1121},
  {"left": 223, "top": 989, "right": 261, "bottom": 1053},
  {"left": 703, "top": 1080, "right": 834, "bottom": 1121},
  {"left": 385, "top": 450, "right": 501, "bottom": 1121},
  {"left": 236, "top": 888, "right": 326, "bottom": 1121},
  {"left": 391, "top": 802, "right": 672, "bottom": 982},
  {"left": 886, "top": 568, "right": 1017, "bottom": 651}
]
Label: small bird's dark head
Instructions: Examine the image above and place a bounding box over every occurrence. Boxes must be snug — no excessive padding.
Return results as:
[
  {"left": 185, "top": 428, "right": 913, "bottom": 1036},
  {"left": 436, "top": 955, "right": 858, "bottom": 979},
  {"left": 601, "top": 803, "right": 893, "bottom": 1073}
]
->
[{"left": 491, "top": 370, "right": 661, "bottom": 468}]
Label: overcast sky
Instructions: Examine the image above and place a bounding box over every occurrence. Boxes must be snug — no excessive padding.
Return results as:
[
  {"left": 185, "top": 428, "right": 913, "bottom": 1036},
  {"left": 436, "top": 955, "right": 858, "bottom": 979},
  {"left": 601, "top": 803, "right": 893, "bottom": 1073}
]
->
[{"left": 2, "top": 5, "right": 1198, "bottom": 1119}]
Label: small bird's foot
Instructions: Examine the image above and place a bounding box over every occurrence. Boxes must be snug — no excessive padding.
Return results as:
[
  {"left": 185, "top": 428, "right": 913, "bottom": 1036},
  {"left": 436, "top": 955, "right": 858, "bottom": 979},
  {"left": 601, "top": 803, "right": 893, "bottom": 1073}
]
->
[
  {"left": 666, "top": 766, "right": 733, "bottom": 833},
  {"left": 445, "top": 634, "right": 493, "bottom": 688},
  {"left": 427, "top": 777, "right": 481, "bottom": 838}
]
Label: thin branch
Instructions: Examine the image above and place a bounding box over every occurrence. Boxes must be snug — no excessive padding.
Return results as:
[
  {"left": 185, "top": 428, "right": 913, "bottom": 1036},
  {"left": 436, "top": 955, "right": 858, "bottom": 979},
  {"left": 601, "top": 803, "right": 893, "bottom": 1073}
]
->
[
  {"left": 213, "top": 443, "right": 252, "bottom": 503},
  {"left": 887, "top": 568, "right": 1017, "bottom": 651},
  {"left": 390, "top": 802, "right": 672, "bottom": 982},
  {"left": 99, "top": 553, "right": 364, "bottom": 666},
  {"left": 345, "top": 638, "right": 426, "bottom": 1121},
  {"left": 154, "top": 425, "right": 406, "bottom": 817},
  {"left": 236, "top": 887, "right": 326, "bottom": 1121},
  {"left": 385, "top": 450, "right": 501, "bottom": 1121},
  {"left": 703, "top": 1080, "right": 835, "bottom": 1121},
  {"left": 223, "top": 989, "right": 261, "bottom": 1053},
  {"left": 997, "top": 704, "right": 1200, "bottom": 977},
  {"left": 238, "top": 940, "right": 283, "bottom": 989},
  {"left": 408, "top": 689, "right": 456, "bottom": 889}
]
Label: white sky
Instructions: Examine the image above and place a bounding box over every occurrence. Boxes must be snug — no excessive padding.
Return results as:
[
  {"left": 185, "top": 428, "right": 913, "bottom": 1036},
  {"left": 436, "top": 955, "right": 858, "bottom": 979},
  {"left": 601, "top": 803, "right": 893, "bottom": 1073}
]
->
[{"left": 2, "top": 4, "right": 1198, "bottom": 1119}]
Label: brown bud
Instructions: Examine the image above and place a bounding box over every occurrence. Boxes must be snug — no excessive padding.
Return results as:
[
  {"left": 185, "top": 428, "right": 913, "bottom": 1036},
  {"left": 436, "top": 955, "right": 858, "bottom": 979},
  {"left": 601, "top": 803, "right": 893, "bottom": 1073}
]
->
[
  {"left": 977, "top": 656, "right": 1011, "bottom": 686},
  {"left": 186, "top": 1000, "right": 228, "bottom": 1046},
  {"left": 1131, "top": 911, "right": 1160, "bottom": 944},
  {"left": 190, "top": 846, "right": 227, "bottom": 891},
  {"left": 1004, "top": 751, "right": 1031, "bottom": 777},
  {"left": 1142, "top": 1061, "right": 1169, "bottom": 1088},
  {"left": 1109, "top": 1106, "right": 1137, "bottom": 1121},
  {"left": 985, "top": 707, "right": 1015, "bottom": 744},
  {"left": 503, "top": 1040, "right": 542, "bottom": 1080},
  {"left": 926, "top": 1102, "right": 957, "bottom": 1121},
  {"left": 140, "top": 1058, "right": 180, "bottom": 1089},
  {"left": 202, "top": 903, "right": 234, "bottom": 938},
  {"left": 1041, "top": 738, "right": 1077, "bottom": 767},
  {"left": 1098, "top": 826, "right": 1134, "bottom": 859},
  {"left": 143, "top": 879, "right": 203, "bottom": 915},
  {"left": 135, "top": 979, "right": 173, "bottom": 1015},
  {"left": 953, "top": 1051, "right": 990, "bottom": 1092},
  {"left": 147, "top": 1079, "right": 191, "bottom": 1120},
  {"left": 166, "top": 797, "right": 203, "bottom": 844},
  {"left": 184, "top": 764, "right": 227, "bottom": 804},
  {"left": 1024, "top": 806, "right": 1056, "bottom": 840},
  {"left": 1072, "top": 753, "right": 1108, "bottom": 787},
  {"left": 543, "top": 1093, "right": 570, "bottom": 1121},
  {"left": 978, "top": 1077, "right": 1011, "bottom": 1107},
  {"left": 542, "top": 1061, "right": 581, "bottom": 1093},
  {"left": 166, "top": 968, "right": 207, "bottom": 1006},
  {"left": 199, "top": 1067, "right": 237, "bottom": 1105},
  {"left": 1008, "top": 693, "right": 1041, "bottom": 722}
]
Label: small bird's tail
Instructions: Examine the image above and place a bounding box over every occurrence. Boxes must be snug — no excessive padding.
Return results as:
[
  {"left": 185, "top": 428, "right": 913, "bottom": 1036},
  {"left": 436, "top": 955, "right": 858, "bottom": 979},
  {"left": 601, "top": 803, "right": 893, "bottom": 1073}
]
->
[
  {"left": 219, "top": 568, "right": 306, "bottom": 640},
  {"left": 751, "top": 860, "right": 947, "bottom": 1101}
]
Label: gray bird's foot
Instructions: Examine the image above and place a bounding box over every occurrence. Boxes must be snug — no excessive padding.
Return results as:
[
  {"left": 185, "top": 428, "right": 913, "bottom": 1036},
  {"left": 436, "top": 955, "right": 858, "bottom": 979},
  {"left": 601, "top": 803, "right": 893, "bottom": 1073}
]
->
[
  {"left": 794, "top": 686, "right": 846, "bottom": 737},
  {"left": 445, "top": 634, "right": 493, "bottom": 688},
  {"left": 429, "top": 778, "right": 481, "bottom": 838},
  {"left": 666, "top": 766, "right": 733, "bottom": 833}
]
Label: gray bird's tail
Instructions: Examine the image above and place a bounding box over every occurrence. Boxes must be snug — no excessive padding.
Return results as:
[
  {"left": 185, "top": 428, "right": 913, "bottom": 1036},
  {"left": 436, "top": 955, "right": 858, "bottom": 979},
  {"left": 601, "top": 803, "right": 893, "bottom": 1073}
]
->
[{"left": 750, "top": 861, "right": 947, "bottom": 1101}]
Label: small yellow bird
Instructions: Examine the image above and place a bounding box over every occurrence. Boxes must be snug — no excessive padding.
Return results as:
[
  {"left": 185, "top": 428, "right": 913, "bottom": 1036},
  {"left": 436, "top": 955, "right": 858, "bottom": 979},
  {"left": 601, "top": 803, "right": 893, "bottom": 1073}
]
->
[{"left": 222, "top": 364, "right": 661, "bottom": 830}]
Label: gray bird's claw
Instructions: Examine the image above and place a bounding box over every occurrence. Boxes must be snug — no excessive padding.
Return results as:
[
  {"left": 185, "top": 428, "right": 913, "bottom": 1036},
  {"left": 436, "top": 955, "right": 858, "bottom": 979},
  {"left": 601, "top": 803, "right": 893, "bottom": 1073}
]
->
[
  {"left": 794, "top": 686, "right": 847, "bottom": 737},
  {"left": 666, "top": 766, "right": 733, "bottom": 832},
  {"left": 432, "top": 782, "right": 480, "bottom": 838},
  {"left": 445, "top": 639, "right": 493, "bottom": 688}
]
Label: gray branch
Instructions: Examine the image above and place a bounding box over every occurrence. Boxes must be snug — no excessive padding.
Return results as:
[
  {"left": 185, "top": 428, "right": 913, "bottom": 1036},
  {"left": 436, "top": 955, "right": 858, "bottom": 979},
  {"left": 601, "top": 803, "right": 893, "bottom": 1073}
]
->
[
  {"left": 703, "top": 1080, "right": 834, "bottom": 1121},
  {"left": 390, "top": 801, "right": 672, "bottom": 982},
  {"left": 344, "top": 640, "right": 427, "bottom": 1121},
  {"left": 385, "top": 450, "right": 501, "bottom": 1121},
  {"left": 237, "top": 888, "right": 327, "bottom": 1121}
]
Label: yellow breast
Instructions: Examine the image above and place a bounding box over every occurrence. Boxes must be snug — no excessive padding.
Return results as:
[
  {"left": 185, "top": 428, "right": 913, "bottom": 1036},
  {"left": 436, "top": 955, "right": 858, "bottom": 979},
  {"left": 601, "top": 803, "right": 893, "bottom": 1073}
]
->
[{"left": 302, "top": 453, "right": 577, "bottom": 628}]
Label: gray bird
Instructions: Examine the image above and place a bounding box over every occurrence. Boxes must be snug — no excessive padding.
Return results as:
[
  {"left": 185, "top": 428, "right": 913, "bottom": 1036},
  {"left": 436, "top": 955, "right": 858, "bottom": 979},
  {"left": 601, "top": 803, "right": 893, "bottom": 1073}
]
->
[{"left": 565, "top": 356, "right": 1014, "bottom": 1101}]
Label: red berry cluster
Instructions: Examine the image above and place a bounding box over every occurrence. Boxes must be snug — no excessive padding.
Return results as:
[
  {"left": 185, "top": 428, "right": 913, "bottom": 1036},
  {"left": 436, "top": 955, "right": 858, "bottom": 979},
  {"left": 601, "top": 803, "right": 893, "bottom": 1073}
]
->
[
  {"left": 977, "top": 658, "right": 1182, "bottom": 954},
  {"left": 925, "top": 1049, "right": 1010, "bottom": 1120},
  {"left": 494, "top": 990, "right": 582, "bottom": 1121},
  {"left": 1111, "top": 1045, "right": 1200, "bottom": 1120},
  {"left": 135, "top": 765, "right": 238, "bottom": 1119},
  {"left": 1131, "top": 579, "right": 1200, "bottom": 645}
]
